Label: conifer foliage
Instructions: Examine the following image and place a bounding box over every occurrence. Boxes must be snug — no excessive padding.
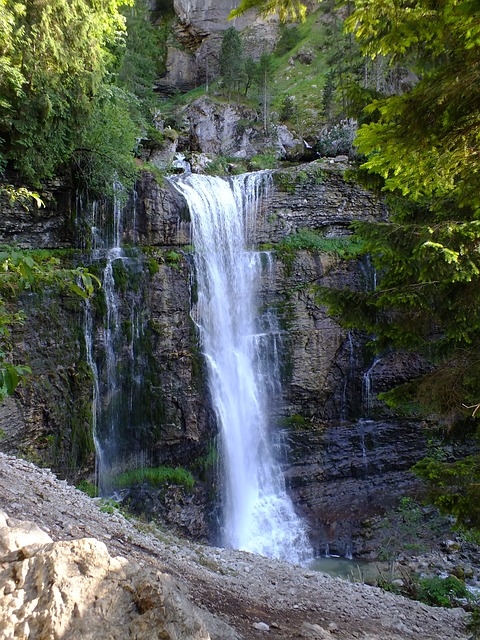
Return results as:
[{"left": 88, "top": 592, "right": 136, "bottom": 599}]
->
[
  {"left": 316, "top": 0, "right": 480, "bottom": 523},
  {"left": 317, "top": 0, "right": 480, "bottom": 417},
  {"left": 0, "top": 0, "right": 159, "bottom": 195},
  {"left": 219, "top": 27, "right": 245, "bottom": 97}
]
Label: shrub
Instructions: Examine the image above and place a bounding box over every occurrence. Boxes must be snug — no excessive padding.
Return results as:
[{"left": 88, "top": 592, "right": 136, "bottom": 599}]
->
[{"left": 111, "top": 466, "right": 195, "bottom": 492}]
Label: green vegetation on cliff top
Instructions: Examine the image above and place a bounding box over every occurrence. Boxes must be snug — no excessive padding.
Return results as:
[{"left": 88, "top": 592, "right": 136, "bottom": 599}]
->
[{"left": 0, "top": 0, "right": 161, "bottom": 196}]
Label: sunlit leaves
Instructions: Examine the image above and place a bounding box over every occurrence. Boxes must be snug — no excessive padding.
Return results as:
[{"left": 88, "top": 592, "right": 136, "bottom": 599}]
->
[
  {"left": 346, "top": 0, "right": 480, "bottom": 214},
  {"left": 0, "top": 184, "right": 43, "bottom": 207},
  {"left": 343, "top": 0, "right": 480, "bottom": 63},
  {"left": 229, "top": 0, "right": 307, "bottom": 22}
]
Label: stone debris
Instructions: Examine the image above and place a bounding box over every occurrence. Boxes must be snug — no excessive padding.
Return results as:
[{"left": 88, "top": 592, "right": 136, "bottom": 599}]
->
[
  {"left": 0, "top": 453, "right": 470, "bottom": 640},
  {"left": 0, "top": 511, "right": 212, "bottom": 640},
  {"left": 301, "top": 622, "right": 335, "bottom": 638}
]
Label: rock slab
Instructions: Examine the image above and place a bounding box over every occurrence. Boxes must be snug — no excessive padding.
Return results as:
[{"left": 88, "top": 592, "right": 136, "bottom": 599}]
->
[{"left": 0, "top": 509, "right": 211, "bottom": 640}]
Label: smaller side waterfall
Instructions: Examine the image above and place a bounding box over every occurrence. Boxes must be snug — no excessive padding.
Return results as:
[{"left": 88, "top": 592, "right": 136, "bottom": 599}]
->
[
  {"left": 171, "top": 172, "right": 312, "bottom": 564},
  {"left": 80, "top": 184, "right": 148, "bottom": 494},
  {"left": 362, "top": 356, "right": 382, "bottom": 417}
]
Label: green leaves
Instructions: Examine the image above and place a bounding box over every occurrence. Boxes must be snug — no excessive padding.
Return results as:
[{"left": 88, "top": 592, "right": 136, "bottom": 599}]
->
[
  {"left": 0, "top": 249, "right": 100, "bottom": 399},
  {"left": 413, "top": 455, "right": 480, "bottom": 528},
  {"left": 349, "top": 1, "right": 480, "bottom": 213},
  {"left": 316, "top": 0, "right": 480, "bottom": 425},
  {"left": 219, "top": 27, "right": 244, "bottom": 97},
  {"left": 229, "top": 0, "right": 307, "bottom": 22},
  {"left": 0, "top": 0, "right": 136, "bottom": 187},
  {"left": 0, "top": 362, "right": 30, "bottom": 399}
]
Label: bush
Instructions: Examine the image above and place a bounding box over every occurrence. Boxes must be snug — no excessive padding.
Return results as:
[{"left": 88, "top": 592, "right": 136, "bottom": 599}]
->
[
  {"left": 248, "top": 152, "right": 278, "bottom": 171},
  {"left": 111, "top": 466, "right": 195, "bottom": 492},
  {"left": 316, "top": 120, "right": 357, "bottom": 158},
  {"left": 415, "top": 575, "right": 472, "bottom": 608},
  {"left": 77, "top": 479, "right": 98, "bottom": 498}
]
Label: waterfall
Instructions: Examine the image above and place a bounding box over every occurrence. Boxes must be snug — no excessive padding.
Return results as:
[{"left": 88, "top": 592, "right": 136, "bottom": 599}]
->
[
  {"left": 170, "top": 172, "right": 312, "bottom": 564},
  {"left": 81, "top": 182, "right": 146, "bottom": 494},
  {"left": 362, "top": 356, "right": 382, "bottom": 417}
]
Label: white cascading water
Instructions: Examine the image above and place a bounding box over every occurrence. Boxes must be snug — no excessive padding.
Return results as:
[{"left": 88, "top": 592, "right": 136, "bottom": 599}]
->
[
  {"left": 171, "top": 172, "right": 312, "bottom": 564},
  {"left": 82, "top": 181, "right": 145, "bottom": 495}
]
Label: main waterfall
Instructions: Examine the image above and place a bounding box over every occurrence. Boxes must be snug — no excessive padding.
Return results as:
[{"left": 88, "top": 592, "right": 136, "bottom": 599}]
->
[{"left": 171, "top": 173, "right": 312, "bottom": 564}]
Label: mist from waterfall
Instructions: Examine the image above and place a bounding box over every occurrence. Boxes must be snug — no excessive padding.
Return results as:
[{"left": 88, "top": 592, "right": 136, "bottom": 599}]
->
[{"left": 171, "top": 172, "right": 312, "bottom": 564}]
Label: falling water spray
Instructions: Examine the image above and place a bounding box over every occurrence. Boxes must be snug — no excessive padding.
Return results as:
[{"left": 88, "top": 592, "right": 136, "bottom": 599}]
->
[{"left": 171, "top": 172, "right": 312, "bottom": 564}]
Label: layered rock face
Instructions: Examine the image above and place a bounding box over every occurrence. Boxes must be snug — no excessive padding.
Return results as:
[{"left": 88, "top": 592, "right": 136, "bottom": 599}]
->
[
  {"left": 0, "top": 182, "right": 74, "bottom": 248},
  {"left": 134, "top": 162, "right": 428, "bottom": 553},
  {"left": 0, "top": 290, "right": 94, "bottom": 477},
  {"left": 286, "top": 419, "right": 428, "bottom": 556},
  {"left": 0, "top": 161, "right": 429, "bottom": 554}
]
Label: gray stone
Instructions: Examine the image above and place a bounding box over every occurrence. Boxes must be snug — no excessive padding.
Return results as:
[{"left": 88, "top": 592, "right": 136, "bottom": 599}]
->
[
  {"left": 0, "top": 514, "right": 212, "bottom": 640},
  {"left": 157, "top": 1, "right": 280, "bottom": 93},
  {"left": 253, "top": 621, "right": 270, "bottom": 631},
  {"left": 301, "top": 622, "right": 334, "bottom": 638},
  {"left": 0, "top": 457, "right": 470, "bottom": 640}
]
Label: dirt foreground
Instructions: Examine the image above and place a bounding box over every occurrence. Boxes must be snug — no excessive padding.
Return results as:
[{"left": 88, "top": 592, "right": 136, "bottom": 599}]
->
[{"left": 0, "top": 453, "right": 469, "bottom": 640}]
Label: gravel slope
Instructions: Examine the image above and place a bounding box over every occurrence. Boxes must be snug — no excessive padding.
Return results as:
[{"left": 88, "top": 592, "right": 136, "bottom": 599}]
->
[{"left": 0, "top": 453, "right": 469, "bottom": 640}]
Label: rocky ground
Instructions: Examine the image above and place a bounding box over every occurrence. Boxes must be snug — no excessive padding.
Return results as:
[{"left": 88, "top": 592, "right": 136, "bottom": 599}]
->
[{"left": 0, "top": 453, "right": 470, "bottom": 640}]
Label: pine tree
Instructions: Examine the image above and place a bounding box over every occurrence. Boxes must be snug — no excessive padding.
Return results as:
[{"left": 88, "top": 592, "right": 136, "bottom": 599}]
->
[
  {"left": 315, "top": 0, "right": 480, "bottom": 526},
  {"left": 219, "top": 27, "right": 244, "bottom": 98},
  {"left": 257, "top": 52, "right": 274, "bottom": 134}
]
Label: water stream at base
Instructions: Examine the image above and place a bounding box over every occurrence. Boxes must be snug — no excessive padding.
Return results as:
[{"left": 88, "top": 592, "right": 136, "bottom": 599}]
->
[{"left": 170, "top": 172, "right": 312, "bottom": 564}]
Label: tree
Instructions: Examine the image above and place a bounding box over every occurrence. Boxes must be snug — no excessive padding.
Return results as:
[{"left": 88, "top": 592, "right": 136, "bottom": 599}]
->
[
  {"left": 243, "top": 56, "right": 257, "bottom": 97},
  {"left": 257, "top": 52, "right": 274, "bottom": 134},
  {"left": 0, "top": 0, "right": 133, "bottom": 183},
  {"left": 118, "top": 0, "right": 161, "bottom": 109},
  {"left": 229, "top": 0, "right": 308, "bottom": 22},
  {"left": 314, "top": 0, "right": 480, "bottom": 525},
  {"left": 317, "top": 0, "right": 480, "bottom": 413},
  {"left": 72, "top": 86, "right": 140, "bottom": 198},
  {"left": 219, "top": 27, "right": 245, "bottom": 98}
]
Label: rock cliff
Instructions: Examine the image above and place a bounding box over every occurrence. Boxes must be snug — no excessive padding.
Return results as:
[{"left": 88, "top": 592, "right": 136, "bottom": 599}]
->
[
  {"left": 158, "top": 0, "right": 279, "bottom": 94},
  {"left": 0, "top": 160, "right": 430, "bottom": 555}
]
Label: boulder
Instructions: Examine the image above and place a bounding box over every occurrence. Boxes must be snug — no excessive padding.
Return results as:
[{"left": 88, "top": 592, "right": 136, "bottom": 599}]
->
[{"left": 0, "top": 509, "right": 215, "bottom": 640}]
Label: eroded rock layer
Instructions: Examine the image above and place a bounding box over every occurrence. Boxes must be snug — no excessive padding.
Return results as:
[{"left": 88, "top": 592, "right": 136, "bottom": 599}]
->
[{"left": 0, "top": 161, "right": 429, "bottom": 553}]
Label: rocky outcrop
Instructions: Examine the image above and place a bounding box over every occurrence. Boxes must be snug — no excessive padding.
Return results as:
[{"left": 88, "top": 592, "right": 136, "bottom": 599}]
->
[
  {"left": 0, "top": 160, "right": 431, "bottom": 554},
  {"left": 185, "top": 97, "right": 262, "bottom": 158},
  {"left": 179, "top": 97, "right": 306, "bottom": 161},
  {"left": 0, "top": 182, "right": 74, "bottom": 248},
  {"left": 286, "top": 419, "right": 428, "bottom": 557},
  {"left": 0, "top": 290, "right": 93, "bottom": 479},
  {"left": 0, "top": 509, "right": 219, "bottom": 640},
  {"left": 158, "top": 1, "right": 279, "bottom": 94},
  {"left": 266, "top": 161, "right": 386, "bottom": 238},
  {"left": 137, "top": 160, "right": 385, "bottom": 247},
  {"left": 144, "top": 250, "right": 213, "bottom": 464},
  {"left": 132, "top": 171, "right": 191, "bottom": 246}
]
